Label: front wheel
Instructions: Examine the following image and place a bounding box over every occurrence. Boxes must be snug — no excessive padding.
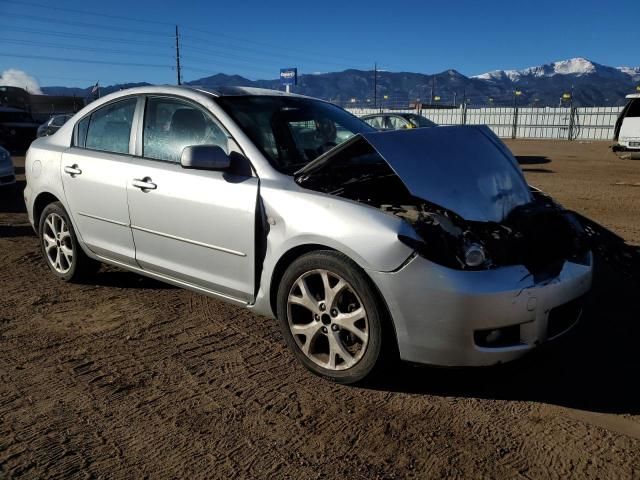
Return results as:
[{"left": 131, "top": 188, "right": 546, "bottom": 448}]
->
[
  {"left": 276, "top": 250, "right": 392, "bottom": 384},
  {"left": 38, "top": 202, "right": 99, "bottom": 281}
]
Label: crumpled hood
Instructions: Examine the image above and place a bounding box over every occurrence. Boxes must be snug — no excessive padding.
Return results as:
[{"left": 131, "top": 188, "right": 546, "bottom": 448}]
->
[{"left": 298, "top": 125, "right": 532, "bottom": 223}]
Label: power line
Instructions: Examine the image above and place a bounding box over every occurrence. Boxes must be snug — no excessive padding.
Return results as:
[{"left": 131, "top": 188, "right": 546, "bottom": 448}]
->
[
  {"left": 0, "top": 4, "right": 391, "bottom": 85},
  {"left": 180, "top": 61, "right": 277, "bottom": 77},
  {"left": 0, "top": 24, "right": 173, "bottom": 48},
  {"left": 180, "top": 47, "right": 297, "bottom": 70},
  {"left": 0, "top": 52, "right": 174, "bottom": 69},
  {"left": 0, "top": 0, "right": 174, "bottom": 26},
  {"left": 0, "top": 0, "right": 376, "bottom": 68},
  {"left": 180, "top": 26, "right": 373, "bottom": 67},
  {"left": 2, "top": 0, "right": 377, "bottom": 71},
  {"left": 2, "top": 12, "right": 172, "bottom": 37},
  {"left": 28, "top": 73, "right": 146, "bottom": 86},
  {"left": 0, "top": 38, "right": 171, "bottom": 58},
  {"left": 180, "top": 40, "right": 368, "bottom": 70}
]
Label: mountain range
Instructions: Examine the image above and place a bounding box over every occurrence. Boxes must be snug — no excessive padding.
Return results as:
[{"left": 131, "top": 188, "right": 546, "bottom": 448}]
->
[{"left": 41, "top": 58, "right": 640, "bottom": 108}]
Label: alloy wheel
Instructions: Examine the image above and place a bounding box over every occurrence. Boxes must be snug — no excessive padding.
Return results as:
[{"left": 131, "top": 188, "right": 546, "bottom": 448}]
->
[
  {"left": 42, "top": 213, "right": 73, "bottom": 274},
  {"left": 287, "top": 269, "right": 369, "bottom": 370}
]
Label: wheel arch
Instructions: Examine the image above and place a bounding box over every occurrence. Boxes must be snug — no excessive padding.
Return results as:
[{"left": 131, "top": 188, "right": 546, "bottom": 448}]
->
[
  {"left": 269, "top": 243, "right": 335, "bottom": 317},
  {"left": 33, "top": 191, "right": 61, "bottom": 233},
  {"left": 268, "top": 244, "right": 399, "bottom": 355}
]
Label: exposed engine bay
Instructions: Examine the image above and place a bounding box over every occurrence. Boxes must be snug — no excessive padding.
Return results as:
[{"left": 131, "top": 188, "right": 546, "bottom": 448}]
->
[{"left": 296, "top": 132, "right": 591, "bottom": 278}]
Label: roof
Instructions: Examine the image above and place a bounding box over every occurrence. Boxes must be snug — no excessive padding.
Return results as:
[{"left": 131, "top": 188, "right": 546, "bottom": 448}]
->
[
  {"left": 186, "top": 85, "right": 304, "bottom": 98},
  {"left": 361, "top": 112, "right": 417, "bottom": 118}
]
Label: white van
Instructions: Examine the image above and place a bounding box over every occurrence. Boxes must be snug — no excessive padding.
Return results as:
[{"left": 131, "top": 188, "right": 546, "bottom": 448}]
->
[{"left": 614, "top": 94, "right": 640, "bottom": 150}]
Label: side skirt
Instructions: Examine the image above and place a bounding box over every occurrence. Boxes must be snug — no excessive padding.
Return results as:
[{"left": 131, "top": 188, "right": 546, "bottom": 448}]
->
[{"left": 94, "top": 253, "right": 249, "bottom": 307}]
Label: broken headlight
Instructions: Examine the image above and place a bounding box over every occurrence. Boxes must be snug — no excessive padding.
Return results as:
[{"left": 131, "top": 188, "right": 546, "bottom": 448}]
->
[
  {"left": 395, "top": 208, "right": 493, "bottom": 270},
  {"left": 464, "top": 243, "right": 488, "bottom": 268}
]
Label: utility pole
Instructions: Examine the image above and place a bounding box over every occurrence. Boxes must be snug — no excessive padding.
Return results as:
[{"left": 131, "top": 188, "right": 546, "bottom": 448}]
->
[
  {"left": 512, "top": 90, "right": 521, "bottom": 139},
  {"left": 175, "top": 25, "right": 182, "bottom": 85},
  {"left": 430, "top": 76, "right": 435, "bottom": 105},
  {"left": 453, "top": 92, "right": 457, "bottom": 107},
  {"left": 373, "top": 62, "right": 377, "bottom": 109}
]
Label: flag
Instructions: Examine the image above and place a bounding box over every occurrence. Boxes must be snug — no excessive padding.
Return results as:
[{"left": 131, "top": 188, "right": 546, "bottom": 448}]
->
[{"left": 91, "top": 82, "right": 99, "bottom": 94}]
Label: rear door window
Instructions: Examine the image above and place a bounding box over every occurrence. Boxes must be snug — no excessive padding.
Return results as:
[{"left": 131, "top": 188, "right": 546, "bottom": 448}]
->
[{"left": 83, "top": 98, "right": 137, "bottom": 154}]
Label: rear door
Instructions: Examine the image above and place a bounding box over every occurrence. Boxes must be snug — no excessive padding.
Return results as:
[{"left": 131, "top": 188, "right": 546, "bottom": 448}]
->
[
  {"left": 61, "top": 97, "right": 140, "bottom": 265},
  {"left": 126, "top": 95, "right": 258, "bottom": 303}
]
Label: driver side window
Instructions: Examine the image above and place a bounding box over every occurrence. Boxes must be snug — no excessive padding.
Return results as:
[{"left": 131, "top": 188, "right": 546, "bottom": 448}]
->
[{"left": 142, "top": 97, "right": 228, "bottom": 163}]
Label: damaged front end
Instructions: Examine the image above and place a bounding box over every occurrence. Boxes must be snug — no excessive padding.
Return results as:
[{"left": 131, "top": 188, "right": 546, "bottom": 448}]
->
[{"left": 295, "top": 126, "right": 590, "bottom": 279}]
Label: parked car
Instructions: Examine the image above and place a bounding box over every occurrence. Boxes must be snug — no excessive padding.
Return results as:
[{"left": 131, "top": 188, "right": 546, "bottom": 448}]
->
[
  {"left": 24, "top": 86, "right": 592, "bottom": 383},
  {"left": 362, "top": 112, "right": 437, "bottom": 131},
  {"left": 614, "top": 94, "right": 640, "bottom": 150},
  {"left": 0, "top": 107, "right": 40, "bottom": 152},
  {"left": 37, "top": 114, "right": 74, "bottom": 138},
  {"left": 0, "top": 145, "right": 16, "bottom": 187}
]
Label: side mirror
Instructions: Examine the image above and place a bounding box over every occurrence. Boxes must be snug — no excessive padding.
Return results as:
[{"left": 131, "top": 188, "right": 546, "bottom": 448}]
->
[{"left": 180, "top": 145, "right": 231, "bottom": 171}]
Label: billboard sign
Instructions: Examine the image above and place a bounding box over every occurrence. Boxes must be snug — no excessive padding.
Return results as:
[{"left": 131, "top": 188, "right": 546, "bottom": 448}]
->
[{"left": 280, "top": 68, "right": 297, "bottom": 87}]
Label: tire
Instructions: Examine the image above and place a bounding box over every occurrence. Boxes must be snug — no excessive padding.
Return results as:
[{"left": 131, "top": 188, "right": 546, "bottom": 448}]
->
[
  {"left": 276, "top": 250, "right": 394, "bottom": 384},
  {"left": 38, "top": 202, "right": 99, "bottom": 282}
]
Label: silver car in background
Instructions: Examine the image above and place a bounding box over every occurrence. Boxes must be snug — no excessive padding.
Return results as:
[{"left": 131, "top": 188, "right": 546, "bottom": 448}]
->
[
  {"left": 24, "top": 86, "right": 592, "bottom": 383},
  {"left": 37, "top": 113, "right": 74, "bottom": 138},
  {"left": 0, "top": 145, "right": 16, "bottom": 187}
]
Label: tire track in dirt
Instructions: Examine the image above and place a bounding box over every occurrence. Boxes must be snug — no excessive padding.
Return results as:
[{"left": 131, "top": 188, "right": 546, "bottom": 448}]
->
[{"left": 2, "top": 143, "right": 640, "bottom": 478}]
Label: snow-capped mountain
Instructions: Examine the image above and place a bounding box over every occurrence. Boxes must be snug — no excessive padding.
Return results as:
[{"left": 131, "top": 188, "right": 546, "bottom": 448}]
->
[
  {"left": 474, "top": 57, "right": 638, "bottom": 82},
  {"left": 474, "top": 58, "right": 600, "bottom": 81},
  {"left": 468, "top": 58, "right": 639, "bottom": 105},
  {"left": 618, "top": 66, "right": 640, "bottom": 81},
  {"left": 41, "top": 58, "right": 640, "bottom": 108}
]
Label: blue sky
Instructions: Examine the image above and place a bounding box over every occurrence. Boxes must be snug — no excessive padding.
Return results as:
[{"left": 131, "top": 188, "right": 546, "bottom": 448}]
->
[{"left": 0, "top": 0, "right": 638, "bottom": 88}]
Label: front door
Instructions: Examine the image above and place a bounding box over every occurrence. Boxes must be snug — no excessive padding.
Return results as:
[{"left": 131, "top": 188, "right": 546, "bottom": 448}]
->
[
  {"left": 126, "top": 96, "right": 258, "bottom": 302},
  {"left": 61, "top": 97, "right": 138, "bottom": 265}
]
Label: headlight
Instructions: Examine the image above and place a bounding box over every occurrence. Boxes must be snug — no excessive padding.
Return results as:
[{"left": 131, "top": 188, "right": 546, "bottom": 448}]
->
[{"left": 464, "top": 243, "right": 488, "bottom": 267}]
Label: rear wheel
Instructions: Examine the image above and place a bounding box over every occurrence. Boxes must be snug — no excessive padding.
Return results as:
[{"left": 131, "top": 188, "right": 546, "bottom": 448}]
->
[
  {"left": 277, "top": 250, "right": 392, "bottom": 384},
  {"left": 38, "top": 202, "right": 99, "bottom": 281}
]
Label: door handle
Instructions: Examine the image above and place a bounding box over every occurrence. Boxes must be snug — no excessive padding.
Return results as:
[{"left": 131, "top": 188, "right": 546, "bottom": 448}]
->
[
  {"left": 64, "top": 164, "right": 82, "bottom": 176},
  {"left": 132, "top": 177, "right": 157, "bottom": 191}
]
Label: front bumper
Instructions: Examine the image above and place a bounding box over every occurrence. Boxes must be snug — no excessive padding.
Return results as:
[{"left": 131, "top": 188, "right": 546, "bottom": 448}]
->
[
  {"left": 369, "top": 253, "right": 593, "bottom": 366},
  {"left": 618, "top": 138, "right": 640, "bottom": 150}
]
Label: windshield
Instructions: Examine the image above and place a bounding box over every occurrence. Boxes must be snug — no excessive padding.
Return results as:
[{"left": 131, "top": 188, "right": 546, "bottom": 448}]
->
[
  {"left": 406, "top": 114, "right": 437, "bottom": 128},
  {"left": 217, "top": 96, "right": 375, "bottom": 174}
]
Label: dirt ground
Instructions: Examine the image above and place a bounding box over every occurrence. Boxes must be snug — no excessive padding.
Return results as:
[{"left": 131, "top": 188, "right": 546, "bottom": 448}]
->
[{"left": 1, "top": 140, "right": 639, "bottom": 479}]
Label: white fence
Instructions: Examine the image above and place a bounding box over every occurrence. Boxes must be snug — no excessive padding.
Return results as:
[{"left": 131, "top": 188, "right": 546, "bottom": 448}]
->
[{"left": 348, "top": 106, "right": 623, "bottom": 141}]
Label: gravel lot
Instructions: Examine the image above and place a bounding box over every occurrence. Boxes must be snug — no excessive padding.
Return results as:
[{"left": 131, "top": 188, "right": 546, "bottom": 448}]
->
[{"left": 1, "top": 140, "right": 639, "bottom": 479}]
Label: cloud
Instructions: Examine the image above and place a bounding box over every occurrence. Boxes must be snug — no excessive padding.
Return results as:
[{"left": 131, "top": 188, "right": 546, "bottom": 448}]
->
[{"left": 0, "top": 69, "right": 42, "bottom": 94}]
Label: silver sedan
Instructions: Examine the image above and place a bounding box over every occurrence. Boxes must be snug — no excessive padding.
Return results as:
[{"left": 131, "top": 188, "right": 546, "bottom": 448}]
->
[{"left": 24, "top": 86, "right": 592, "bottom": 383}]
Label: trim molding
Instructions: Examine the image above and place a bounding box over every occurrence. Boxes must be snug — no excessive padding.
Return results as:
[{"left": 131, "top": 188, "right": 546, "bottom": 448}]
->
[
  {"left": 77, "top": 211, "right": 246, "bottom": 257},
  {"left": 130, "top": 224, "right": 246, "bottom": 257},
  {"left": 78, "top": 211, "right": 129, "bottom": 227}
]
